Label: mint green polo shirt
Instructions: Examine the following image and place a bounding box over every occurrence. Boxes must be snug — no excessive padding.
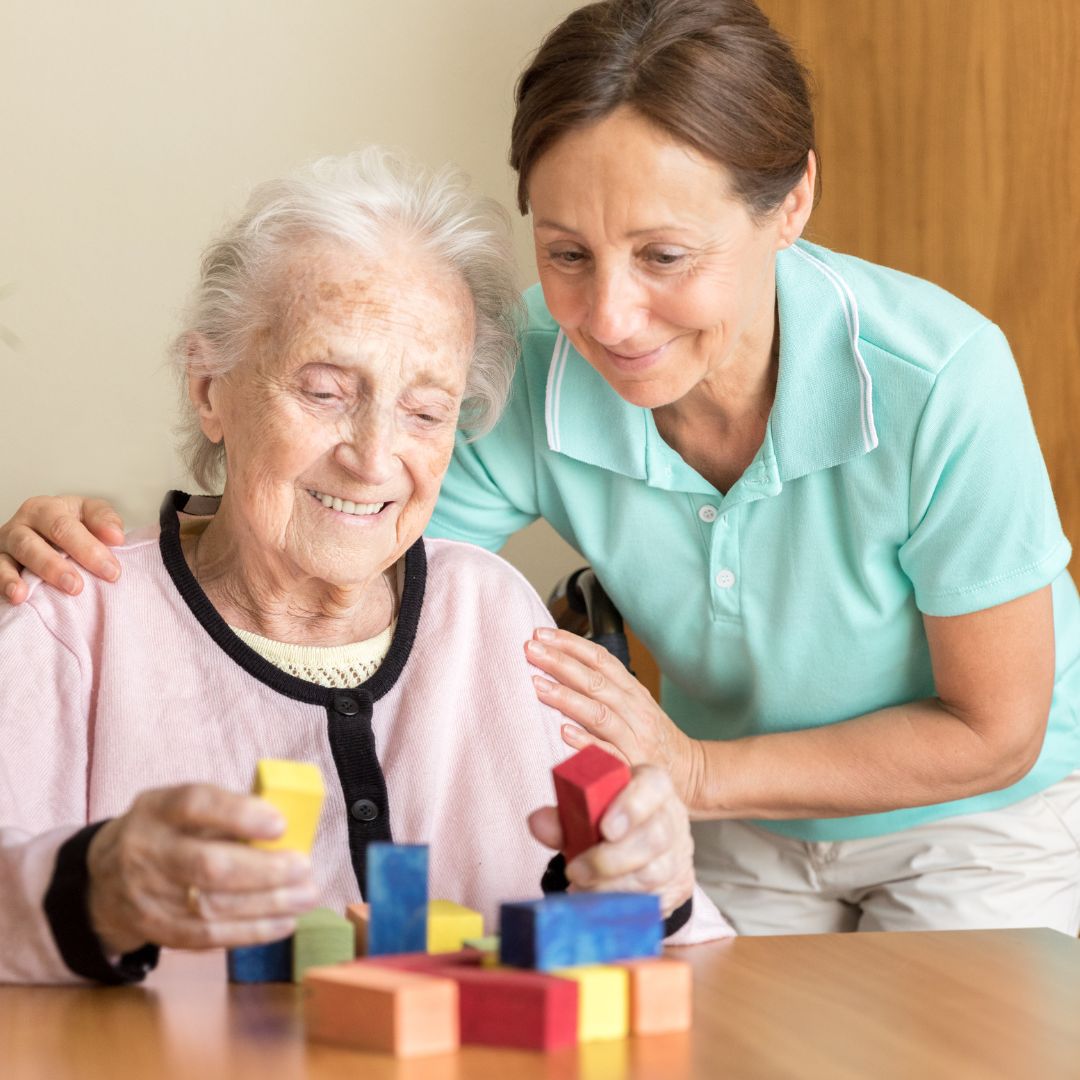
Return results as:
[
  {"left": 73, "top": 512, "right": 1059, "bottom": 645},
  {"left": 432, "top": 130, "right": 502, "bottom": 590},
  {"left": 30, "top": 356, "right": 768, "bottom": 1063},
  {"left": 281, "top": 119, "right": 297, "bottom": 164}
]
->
[{"left": 428, "top": 239, "right": 1080, "bottom": 841}]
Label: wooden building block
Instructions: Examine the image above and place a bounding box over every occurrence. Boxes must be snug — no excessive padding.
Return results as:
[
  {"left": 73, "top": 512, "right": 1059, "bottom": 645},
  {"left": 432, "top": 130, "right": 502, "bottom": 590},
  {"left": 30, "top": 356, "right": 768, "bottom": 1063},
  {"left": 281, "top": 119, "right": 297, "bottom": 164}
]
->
[
  {"left": 462, "top": 935, "right": 500, "bottom": 967},
  {"left": 303, "top": 963, "right": 459, "bottom": 1058},
  {"left": 362, "top": 954, "right": 578, "bottom": 1051},
  {"left": 251, "top": 759, "right": 325, "bottom": 855},
  {"left": 427, "top": 900, "right": 484, "bottom": 954},
  {"left": 552, "top": 745, "right": 631, "bottom": 861},
  {"left": 551, "top": 965, "right": 629, "bottom": 1042},
  {"left": 293, "top": 908, "right": 356, "bottom": 984},
  {"left": 617, "top": 957, "right": 693, "bottom": 1034},
  {"left": 367, "top": 843, "right": 428, "bottom": 956},
  {"left": 346, "top": 902, "right": 370, "bottom": 957},
  {"left": 499, "top": 892, "right": 662, "bottom": 971},
  {"left": 227, "top": 936, "right": 293, "bottom": 983}
]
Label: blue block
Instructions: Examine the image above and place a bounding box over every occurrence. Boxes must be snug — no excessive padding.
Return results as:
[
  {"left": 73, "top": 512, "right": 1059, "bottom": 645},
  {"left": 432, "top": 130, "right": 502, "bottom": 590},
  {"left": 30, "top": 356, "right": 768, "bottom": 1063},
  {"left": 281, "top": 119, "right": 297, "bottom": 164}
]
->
[
  {"left": 227, "top": 936, "right": 294, "bottom": 983},
  {"left": 499, "top": 893, "right": 662, "bottom": 971},
  {"left": 366, "top": 843, "right": 428, "bottom": 956}
]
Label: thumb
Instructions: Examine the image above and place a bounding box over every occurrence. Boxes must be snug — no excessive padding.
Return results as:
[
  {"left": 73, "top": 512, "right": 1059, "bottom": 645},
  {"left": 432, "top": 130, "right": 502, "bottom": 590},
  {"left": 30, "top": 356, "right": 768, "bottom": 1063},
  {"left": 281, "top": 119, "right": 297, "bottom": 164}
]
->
[{"left": 527, "top": 806, "right": 564, "bottom": 851}]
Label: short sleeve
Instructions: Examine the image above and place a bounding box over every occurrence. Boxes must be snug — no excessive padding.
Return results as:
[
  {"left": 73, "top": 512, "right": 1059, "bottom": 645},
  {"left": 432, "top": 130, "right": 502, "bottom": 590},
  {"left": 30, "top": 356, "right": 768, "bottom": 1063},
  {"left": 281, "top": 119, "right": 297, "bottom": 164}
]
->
[
  {"left": 428, "top": 351, "right": 543, "bottom": 551},
  {"left": 898, "top": 322, "right": 1070, "bottom": 616}
]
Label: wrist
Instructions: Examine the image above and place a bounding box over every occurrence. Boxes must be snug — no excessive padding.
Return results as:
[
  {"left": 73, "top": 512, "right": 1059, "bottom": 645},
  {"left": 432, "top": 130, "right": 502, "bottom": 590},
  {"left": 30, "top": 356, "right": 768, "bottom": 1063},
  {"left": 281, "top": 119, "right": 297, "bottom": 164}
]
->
[{"left": 86, "top": 820, "right": 144, "bottom": 955}]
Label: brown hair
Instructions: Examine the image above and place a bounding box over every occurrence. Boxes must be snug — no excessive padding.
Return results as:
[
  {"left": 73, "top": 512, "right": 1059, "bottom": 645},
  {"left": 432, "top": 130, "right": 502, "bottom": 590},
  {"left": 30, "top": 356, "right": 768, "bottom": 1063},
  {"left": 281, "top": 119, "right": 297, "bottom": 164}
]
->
[{"left": 510, "top": 0, "right": 816, "bottom": 218}]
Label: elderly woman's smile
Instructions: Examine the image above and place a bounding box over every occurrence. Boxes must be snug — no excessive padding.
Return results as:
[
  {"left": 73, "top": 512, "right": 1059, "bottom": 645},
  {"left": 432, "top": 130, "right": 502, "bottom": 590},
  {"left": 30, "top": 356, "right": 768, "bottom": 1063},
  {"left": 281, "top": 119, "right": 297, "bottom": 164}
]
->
[{"left": 185, "top": 238, "right": 475, "bottom": 642}]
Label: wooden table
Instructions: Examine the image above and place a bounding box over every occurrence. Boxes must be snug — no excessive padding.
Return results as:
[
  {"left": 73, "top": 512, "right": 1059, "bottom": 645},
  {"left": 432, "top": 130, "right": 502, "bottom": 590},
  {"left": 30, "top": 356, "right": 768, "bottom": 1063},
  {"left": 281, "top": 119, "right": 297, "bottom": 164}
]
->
[{"left": 3, "top": 930, "right": 1079, "bottom": 1079}]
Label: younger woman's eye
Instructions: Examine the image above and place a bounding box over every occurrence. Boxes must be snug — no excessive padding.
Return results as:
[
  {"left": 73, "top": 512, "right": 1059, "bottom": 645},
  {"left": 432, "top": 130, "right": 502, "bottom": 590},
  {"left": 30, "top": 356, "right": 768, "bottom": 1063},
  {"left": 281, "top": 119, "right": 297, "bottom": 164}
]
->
[
  {"left": 550, "top": 249, "right": 588, "bottom": 266},
  {"left": 646, "top": 249, "right": 687, "bottom": 266}
]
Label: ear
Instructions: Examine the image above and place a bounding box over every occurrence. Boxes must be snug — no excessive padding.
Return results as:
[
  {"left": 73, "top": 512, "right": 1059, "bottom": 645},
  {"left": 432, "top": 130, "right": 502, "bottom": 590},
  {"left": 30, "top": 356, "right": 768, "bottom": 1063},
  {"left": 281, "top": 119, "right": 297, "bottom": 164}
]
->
[
  {"left": 183, "top": 333, "right": 225, "bottom": 445},
  {"left": 775, "top": 150, "right": 817, "bottom": 250}
]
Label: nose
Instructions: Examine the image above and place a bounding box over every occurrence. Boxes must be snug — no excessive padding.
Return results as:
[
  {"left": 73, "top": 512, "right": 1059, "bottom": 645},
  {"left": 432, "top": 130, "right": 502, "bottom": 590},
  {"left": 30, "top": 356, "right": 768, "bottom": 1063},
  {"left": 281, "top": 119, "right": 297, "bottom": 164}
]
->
[
  {"left": 585, "top": 265, "right": 648, "bottom": 347},
  {"left": 333, "top": 408, "right": 397, "bottom": 486}
]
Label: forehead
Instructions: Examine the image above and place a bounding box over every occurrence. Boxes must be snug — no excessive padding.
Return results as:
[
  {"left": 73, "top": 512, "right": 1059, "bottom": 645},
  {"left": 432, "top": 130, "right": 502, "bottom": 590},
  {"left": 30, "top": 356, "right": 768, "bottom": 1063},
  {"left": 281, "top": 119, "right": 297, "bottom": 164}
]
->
[
  {"left": 271, "top": 236, "right": 474, "bottom": 358},
  {"left": 529, "top": 107, "right": 738, "bottom": 230}
]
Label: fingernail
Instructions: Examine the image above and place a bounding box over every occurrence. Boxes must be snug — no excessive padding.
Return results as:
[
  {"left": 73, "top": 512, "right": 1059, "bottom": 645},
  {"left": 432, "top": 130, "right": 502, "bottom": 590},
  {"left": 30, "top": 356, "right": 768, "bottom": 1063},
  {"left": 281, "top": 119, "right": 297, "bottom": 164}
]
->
[
  {"left": 60, "top": 573, "right": 78, "bottom": 594},
  {"left": 526, "top": 640, "right": 546, "bottom": 657},
  {"left": 563, "top": 724, "right": 584, "bottom": 744},
  {"left": 536, "top": 627, "right": 556, "bottom": 641},
  {"left": 102, "top": 562, "right": 120, "bottom": 582},
  {"left": 284, "top": 884, "right": 318, "bottom": 908},
  {"left": 604, "top": 813, "right": 629, "bottom": 841},
  {"left": 533, "top": 675, "right": 554, "bottom": 693},
  {"left": 3, "top": 583, "right": 15, "bottom": 602}
]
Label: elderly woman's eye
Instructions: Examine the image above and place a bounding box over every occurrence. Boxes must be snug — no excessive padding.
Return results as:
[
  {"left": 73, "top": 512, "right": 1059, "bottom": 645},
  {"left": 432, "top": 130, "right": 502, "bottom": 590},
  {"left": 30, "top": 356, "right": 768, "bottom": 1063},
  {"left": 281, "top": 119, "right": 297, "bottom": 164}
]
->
[{"left": 304, "top": 391, "right": 340, "bottom": 402}]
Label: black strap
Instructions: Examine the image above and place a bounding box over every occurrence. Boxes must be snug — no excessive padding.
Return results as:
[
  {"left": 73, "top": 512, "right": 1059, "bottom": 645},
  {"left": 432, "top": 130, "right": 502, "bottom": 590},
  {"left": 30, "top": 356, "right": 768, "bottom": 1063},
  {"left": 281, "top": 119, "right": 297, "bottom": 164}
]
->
[{"left": 42, "top": 821, "right": 160, "bottom": 985}]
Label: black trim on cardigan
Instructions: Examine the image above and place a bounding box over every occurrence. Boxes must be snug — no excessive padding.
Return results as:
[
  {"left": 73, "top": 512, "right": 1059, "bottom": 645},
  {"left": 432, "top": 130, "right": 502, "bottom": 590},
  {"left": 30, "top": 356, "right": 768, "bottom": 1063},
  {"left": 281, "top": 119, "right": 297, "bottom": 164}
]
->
[
  {"left": 158, "top": 490, "right": 427, "bottom": 895},
  {"left": 158, "top": 491, "right": 427, "bottom": 708},
  {"left": 43, "top": 821, "right": 160, "bottom": 985},
  {"left": 540, "top": 853, "right": 694, "bottom": 939}
]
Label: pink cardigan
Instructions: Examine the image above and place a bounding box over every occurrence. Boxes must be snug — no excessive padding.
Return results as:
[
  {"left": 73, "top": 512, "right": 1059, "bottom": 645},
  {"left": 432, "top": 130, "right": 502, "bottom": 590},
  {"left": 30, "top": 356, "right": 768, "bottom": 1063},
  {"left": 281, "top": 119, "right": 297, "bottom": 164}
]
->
[{"left": 0, "top": 493, "right": 731, "bottom": 983}]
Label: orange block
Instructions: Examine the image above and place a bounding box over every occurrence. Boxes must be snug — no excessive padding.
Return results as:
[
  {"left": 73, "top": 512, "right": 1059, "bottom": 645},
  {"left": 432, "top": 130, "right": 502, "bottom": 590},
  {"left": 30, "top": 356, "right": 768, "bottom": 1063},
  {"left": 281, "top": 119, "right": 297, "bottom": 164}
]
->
[
  {"left": 617, "top": 957, "right": 693, "bottom": 1035},
  {"left": 303, "top": 963, "right": 459, "bottom": 1058},
  {"left": 346, "top": 902, "right": 371, "bottom": 956}
]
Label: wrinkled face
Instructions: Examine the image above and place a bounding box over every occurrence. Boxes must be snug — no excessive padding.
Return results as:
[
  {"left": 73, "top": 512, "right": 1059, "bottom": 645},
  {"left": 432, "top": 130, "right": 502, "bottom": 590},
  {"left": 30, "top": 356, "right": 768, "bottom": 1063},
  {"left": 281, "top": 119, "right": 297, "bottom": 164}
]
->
[
  {"left": 528, "top": 106, "right": 801, "bottom": 409},
  {"left": 200, "top": 237, "right": 474, "bottom": 587}
]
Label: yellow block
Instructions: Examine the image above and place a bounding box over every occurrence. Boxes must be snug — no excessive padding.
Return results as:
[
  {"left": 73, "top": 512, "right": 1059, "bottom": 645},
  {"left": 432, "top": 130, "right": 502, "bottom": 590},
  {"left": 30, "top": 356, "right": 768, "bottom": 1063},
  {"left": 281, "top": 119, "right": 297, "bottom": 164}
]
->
[
  {"left": 251, "top": 759, "right": 325, "bottom": 854},
  {"left": 551, "top": 965, "right": 629, "bottom": 1042},
  {"left": 427, "top": 900, "right": 484, "bottom": 954}
]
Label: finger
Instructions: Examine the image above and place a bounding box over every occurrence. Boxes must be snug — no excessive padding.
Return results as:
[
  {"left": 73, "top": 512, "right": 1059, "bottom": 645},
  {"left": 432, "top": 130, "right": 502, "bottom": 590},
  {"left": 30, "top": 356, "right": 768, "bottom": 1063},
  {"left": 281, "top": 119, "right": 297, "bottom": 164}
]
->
[
  {"left": 146, "top": 784, "right": 287, "bottom": 842},
  {"left": 559, "top": 722, "right": 620, "bottom": 757},
  {"left": 525, "top": 629, "right": 635, "bottom": 700},
  {"left": 3, "top": 524, "right": 84, "bottom": 594},
  {"left": 0, "top": 555, "right": 29, "bottom": 604},
  {"left": 599, "top": 766, "right": 672, "bottom": 843},
  {"left": 532, "top": 675, "right": 628, "bottom": 746},
  {"left": 164, "top": 835, "right": 311, "bottom": 893},
  {"left": 155, "top": 914, "right": 301, "bottom": 951},
  {"left": 527, "top": 805, "right": 564, "bottom": 851},
  {"left": 181, "top": 880, "right": 319, "bottom": 921},
  {"left": 84, "top": 498, "right": 126, "bottom": 547},
  {"left": 569, "top": 810, "right": 674, "bottom": 884},
  {"left": 34, "top": 498, "right": 120, "bottom": 582}
]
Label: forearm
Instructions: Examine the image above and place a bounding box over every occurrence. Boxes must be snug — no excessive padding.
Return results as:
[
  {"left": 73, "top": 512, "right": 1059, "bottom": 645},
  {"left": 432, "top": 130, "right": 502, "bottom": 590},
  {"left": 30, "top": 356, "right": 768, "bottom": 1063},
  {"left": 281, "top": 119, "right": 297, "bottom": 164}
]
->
[{"left": 690, "top": 698, "right": 1046, "bottom": 821}]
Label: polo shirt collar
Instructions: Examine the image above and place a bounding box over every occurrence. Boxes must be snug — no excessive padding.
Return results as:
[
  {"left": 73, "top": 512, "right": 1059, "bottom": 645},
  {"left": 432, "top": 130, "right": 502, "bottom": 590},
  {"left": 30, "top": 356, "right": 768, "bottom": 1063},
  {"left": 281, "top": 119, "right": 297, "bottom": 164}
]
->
[{"left": 543, "top": 239, "right": 877, "bottom": 490}]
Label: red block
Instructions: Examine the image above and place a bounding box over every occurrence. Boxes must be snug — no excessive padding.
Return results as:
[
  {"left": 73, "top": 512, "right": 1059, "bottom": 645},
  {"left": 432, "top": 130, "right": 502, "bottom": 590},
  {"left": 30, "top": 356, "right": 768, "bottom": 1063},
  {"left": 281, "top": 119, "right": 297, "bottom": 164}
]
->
[
  {"left": 552, "top": 745, "right": 632, "bottom": 861},
  {"left": 363, "top": 954, "right": 579, "bottom": 1050}
]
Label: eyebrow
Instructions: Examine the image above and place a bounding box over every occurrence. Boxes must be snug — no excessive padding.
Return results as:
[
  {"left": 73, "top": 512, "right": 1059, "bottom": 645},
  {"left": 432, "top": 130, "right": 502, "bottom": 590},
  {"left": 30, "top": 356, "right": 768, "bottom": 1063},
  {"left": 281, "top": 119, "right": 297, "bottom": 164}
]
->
[{"left": 534, "top": 218, "right": 694, "bottom": 239}]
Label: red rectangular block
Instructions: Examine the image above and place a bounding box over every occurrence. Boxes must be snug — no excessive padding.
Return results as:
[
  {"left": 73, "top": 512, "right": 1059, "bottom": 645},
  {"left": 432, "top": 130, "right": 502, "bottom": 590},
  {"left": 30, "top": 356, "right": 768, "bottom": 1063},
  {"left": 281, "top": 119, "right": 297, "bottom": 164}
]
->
[
  {"left": 552, "top": 745, "right": 632, "bottom": 861},
  {"left": 363, "top": 954, "right": 579, "bottom": 1051}
]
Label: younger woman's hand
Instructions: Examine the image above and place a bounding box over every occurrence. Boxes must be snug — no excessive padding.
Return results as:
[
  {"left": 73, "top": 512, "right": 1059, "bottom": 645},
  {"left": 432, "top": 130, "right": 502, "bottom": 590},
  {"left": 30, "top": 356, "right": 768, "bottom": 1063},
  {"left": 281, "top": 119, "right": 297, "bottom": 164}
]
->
[{"left": 0, "top": 495, "right": 125, "bottom": 603}]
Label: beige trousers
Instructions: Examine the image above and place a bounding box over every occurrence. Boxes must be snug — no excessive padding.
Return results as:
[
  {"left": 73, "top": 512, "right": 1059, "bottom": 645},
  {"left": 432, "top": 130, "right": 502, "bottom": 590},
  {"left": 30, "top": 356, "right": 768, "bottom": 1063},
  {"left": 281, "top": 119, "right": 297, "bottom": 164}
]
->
[{"left": 692, "top": 771, "right": 1080, "bottom": 935}]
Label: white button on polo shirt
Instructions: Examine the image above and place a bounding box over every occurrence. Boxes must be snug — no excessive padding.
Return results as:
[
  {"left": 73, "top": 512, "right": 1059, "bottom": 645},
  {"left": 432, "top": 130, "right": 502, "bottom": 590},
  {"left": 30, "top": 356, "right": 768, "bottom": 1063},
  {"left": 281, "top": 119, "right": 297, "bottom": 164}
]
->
[
  {"left": 714, "top": 569, "right": 736, "bottom": 589},
  {"left": 698, "top": 504, "right": 719, "bottom": 523}
]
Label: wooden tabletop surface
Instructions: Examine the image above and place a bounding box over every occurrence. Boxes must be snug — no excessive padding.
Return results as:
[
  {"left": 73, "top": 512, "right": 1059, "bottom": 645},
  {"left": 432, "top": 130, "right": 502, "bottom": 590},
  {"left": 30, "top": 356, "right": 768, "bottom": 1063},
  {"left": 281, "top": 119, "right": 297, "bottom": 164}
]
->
[{"left": 3, "top": 929, "right": 1079, "bottom": 1079}]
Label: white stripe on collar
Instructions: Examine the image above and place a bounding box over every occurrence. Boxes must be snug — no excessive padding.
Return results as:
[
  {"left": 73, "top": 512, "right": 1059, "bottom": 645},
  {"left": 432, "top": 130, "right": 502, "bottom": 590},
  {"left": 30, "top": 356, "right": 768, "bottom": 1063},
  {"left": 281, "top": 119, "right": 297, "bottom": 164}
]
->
[
  {"left": 545, "top": 329, "right": 571, "bottom": 452},
  {"left": 787, "top": 244, "right": 878, "bottom": 452}
]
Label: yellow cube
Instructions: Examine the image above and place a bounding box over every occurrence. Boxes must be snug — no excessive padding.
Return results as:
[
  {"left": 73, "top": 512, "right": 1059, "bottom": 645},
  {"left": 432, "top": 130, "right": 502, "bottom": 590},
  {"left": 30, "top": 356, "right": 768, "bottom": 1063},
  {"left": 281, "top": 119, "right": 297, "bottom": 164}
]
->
[
  {"left": 551, "top": 965, "right": 629, "bottom": 1042},
  {"left": 251, "top": 759, "right": 325, "bottom": 854},
  {"left": 426, "top": 900, "right": 484, "bottom": 954}
]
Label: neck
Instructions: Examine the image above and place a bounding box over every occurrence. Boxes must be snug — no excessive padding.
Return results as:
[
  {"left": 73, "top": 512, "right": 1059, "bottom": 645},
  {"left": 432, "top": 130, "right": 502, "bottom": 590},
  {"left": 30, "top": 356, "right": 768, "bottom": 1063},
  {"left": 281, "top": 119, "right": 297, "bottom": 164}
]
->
[{"left": 182, "top": 505, "right": 396, "bottom": 647}]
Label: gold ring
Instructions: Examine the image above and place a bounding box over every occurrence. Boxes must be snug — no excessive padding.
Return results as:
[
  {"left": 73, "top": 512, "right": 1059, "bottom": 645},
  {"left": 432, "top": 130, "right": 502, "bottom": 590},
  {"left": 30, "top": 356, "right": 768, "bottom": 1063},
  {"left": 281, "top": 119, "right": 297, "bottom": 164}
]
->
[{"left": 185, "top": 884, "right": 203, "bottom": 918}]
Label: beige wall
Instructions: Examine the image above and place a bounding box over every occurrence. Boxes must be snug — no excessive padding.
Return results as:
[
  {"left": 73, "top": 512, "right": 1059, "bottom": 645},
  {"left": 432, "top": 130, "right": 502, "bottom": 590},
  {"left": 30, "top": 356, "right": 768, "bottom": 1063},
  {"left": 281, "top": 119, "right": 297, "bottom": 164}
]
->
[{"left": 0, "top": 0, "right": 582, "bottom": 594}]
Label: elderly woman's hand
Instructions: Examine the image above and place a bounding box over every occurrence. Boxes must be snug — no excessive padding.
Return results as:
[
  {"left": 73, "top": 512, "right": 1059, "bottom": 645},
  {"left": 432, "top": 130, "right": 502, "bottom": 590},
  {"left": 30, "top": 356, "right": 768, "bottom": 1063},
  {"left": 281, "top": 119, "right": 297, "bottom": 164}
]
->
[
  {"left": 526, "top": 628, "right": 706, "bottom": 813},
  {"left": 0, "top": 495, "right": 125, "bottom": 604},
  {"left": 528, "top": 764, "right": 695, "bottom": 918},
  {"left": 86, "top": 784, "right": 318, "bottom": 955}
]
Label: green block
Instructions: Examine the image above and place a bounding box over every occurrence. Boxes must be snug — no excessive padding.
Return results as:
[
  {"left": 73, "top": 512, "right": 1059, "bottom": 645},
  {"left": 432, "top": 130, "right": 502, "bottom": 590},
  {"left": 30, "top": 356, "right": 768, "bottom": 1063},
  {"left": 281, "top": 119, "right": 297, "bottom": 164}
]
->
[{"left": 292, "top": 908, "right": 356, "bottom": 983}]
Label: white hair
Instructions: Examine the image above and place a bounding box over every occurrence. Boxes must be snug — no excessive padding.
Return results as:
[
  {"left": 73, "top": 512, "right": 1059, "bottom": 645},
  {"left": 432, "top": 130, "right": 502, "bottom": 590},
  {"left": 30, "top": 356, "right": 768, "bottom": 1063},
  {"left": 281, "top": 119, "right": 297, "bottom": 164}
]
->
[{"left": 173, "top": 147, "right": 523, "bottom": 490}]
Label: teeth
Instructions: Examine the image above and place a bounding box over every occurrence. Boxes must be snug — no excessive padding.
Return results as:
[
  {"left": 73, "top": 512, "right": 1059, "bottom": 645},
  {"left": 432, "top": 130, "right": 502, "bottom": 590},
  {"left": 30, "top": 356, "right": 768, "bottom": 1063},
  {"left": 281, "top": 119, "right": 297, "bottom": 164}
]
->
[{"left": 308, "top": 490, "right": 384, "bottom": 517}]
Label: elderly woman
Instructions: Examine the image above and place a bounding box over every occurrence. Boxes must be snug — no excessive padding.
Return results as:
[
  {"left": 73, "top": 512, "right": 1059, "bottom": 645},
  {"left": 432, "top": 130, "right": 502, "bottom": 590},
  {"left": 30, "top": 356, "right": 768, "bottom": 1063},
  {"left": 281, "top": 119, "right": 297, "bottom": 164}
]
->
[
  {"left": 6, "top": 0, "right": 1080, "bottom": 937},
  {"left": 0, "top": 148, "right": 728, "bottom": 985}
]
